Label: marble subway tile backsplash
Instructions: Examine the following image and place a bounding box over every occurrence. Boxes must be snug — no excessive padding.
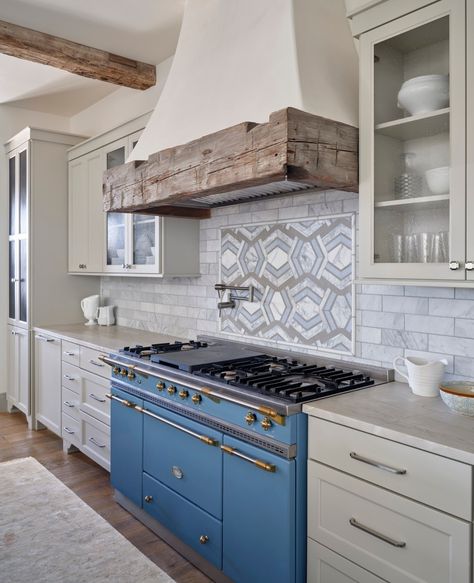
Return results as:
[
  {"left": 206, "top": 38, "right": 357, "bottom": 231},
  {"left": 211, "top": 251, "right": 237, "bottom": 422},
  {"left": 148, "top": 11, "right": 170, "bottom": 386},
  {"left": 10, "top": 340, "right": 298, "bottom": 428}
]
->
[{"left": 101, "top": 190, "right": 474, "bottom": 381}]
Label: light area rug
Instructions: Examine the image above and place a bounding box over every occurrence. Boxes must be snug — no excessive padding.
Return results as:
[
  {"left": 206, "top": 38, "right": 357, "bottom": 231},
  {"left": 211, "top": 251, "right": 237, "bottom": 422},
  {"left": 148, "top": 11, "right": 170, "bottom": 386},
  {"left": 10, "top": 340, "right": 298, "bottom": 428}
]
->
[{"left": 0, "top": 457, "right": 175, "bottom": 583}]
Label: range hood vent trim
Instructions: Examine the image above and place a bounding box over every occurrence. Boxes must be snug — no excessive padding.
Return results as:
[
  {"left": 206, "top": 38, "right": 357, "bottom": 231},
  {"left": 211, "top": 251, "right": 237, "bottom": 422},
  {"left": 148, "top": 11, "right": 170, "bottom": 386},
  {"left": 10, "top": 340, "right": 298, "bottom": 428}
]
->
[{"left": 103, "top": 107, "right": 358, "bottom": 218}]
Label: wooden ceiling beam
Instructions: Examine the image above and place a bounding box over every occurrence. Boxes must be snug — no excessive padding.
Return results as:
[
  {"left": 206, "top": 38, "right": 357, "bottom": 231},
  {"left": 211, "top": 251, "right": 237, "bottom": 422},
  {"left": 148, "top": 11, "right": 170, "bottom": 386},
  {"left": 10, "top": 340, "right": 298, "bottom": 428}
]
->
[{"left": 0, "top": 19, "right": 156, "bottom": 90}]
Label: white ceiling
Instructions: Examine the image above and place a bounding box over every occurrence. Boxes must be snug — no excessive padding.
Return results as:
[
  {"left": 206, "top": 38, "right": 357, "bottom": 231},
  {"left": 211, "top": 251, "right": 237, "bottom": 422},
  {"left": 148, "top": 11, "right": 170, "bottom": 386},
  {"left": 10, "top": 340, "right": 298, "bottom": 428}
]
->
[{"left": 0, "top": 0, "right": 185, "bottom": 116}]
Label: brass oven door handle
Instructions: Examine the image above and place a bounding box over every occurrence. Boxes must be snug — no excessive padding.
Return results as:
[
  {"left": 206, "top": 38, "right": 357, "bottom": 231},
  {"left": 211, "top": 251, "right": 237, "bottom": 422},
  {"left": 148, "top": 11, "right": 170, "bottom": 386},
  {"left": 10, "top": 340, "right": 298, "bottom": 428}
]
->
[
  {"left": 349, "top": 452, "right": 407, "bottom": 475},
  {"left": 349, "top": 518, "right": 406, "bottom": 548},
  {"left": 220, "top": 445, "right": 276, "bottom": 473},
  {"left": 99, "top": 355, "right": 286, "bottom": 426},
  {"left": 139, "top": 407, "right": 218, "bottom": 447},
  {"left": 106, "top": 393, "right": 138, "bottom": 408}
]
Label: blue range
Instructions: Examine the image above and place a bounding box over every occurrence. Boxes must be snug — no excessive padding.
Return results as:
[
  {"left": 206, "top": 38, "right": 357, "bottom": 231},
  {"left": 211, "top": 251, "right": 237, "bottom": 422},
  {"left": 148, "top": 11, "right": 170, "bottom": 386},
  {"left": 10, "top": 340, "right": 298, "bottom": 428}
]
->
[{"left": 100, "top": 338, "right": 390, "bottom": 583}]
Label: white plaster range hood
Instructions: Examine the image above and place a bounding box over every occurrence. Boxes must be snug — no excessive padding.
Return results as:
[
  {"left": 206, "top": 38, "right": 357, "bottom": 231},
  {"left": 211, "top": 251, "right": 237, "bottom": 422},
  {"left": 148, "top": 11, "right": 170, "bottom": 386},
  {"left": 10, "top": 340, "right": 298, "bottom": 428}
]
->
[{"left": 103, "top": 0, "right": 359, "bottom": 218}]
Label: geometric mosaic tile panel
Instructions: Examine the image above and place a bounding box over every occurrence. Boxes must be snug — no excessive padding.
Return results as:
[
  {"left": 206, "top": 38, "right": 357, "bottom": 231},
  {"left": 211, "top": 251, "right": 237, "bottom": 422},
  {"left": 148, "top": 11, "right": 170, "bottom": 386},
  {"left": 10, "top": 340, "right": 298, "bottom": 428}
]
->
[{"left": 220, "top": 214, "right": 355, "bottom": 355}]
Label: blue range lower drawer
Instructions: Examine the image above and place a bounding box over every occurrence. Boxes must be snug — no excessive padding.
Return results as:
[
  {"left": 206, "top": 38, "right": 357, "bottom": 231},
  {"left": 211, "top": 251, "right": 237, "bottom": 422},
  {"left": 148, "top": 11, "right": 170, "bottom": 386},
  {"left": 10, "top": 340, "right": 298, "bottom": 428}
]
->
[{"left": 143, "top": 472, "right": 222, "bottom": 569}]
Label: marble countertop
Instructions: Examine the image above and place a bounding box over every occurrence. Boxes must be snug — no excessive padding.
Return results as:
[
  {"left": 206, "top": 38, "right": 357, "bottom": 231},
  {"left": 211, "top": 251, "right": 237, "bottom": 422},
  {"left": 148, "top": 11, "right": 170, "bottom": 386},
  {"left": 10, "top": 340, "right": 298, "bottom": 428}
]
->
[
  {"left": 304, "top": 382, "right": 474, "bottom": 465},
  {"left": 33, "top": 323, "right": 184, "bottom": 354}
]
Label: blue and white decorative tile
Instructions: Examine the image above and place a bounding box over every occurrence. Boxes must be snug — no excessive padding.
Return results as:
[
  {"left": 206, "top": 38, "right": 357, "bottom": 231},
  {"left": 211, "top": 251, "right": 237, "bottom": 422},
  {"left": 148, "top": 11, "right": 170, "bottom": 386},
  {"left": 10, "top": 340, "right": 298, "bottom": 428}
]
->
[{"left": 220, "top": 214, "right": 355, "bottom": 355}]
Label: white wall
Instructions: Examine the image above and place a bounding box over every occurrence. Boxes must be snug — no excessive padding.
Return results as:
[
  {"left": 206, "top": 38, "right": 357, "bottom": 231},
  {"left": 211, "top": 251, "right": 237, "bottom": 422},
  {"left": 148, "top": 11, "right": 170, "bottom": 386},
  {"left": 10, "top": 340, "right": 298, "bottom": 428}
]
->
[
  {"left": 69, "top": 57, "right": 172, "bottom": 138},
  {"left": 0, "top": 105, "right": 71, "bottom": 396}
]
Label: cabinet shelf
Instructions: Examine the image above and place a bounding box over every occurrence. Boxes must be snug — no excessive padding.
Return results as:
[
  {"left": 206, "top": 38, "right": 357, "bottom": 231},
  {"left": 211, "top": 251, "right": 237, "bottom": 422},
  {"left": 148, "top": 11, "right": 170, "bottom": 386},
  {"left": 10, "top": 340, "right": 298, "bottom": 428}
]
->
[
  {"left": 375, "top": 194, "right": 449, "bottom": 211},
  {"left": 375, "top": 108, "right": 450, "bottom": 141}
]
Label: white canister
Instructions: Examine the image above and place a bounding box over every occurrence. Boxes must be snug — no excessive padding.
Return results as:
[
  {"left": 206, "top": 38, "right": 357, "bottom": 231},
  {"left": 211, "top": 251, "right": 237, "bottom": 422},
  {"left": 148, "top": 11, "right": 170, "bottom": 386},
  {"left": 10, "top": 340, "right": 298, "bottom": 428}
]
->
[
  {"left": 97, "top": 306, "right": 115, "bottom": 326},
  {"left": 393, "top": 356, "right": 448, "bottom": 397}
]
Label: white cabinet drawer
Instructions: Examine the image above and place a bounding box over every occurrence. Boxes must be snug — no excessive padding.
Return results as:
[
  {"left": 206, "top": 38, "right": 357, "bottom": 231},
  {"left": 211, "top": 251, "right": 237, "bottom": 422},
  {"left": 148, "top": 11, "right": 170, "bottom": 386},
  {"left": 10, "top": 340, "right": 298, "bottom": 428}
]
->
[
  {"left": 80, "top": 411, "right": 110, "bottom": 471},
  {"left": 308, "top": 462, "right": 471, "bottom": 583},
  {"left": 308, "top": 417, "right": 472, "bottom": 520},
  {"left": 79, "top": 370, "right": 110, "bottom": 426},
  {"left": 62, "top": 340, "right": 80, "bottom": 366},
  {"left": 79, "top": 346, "right": 109, "bottom": 379},
  {"left": 62, "top": 412, "right": 80, "bottom": 447},
  {"left": 62, "top": 386, "right": 80, "bottom": 421},
  {"left": 308, "top": 540, "right": 385, "bottom": 583},
  {"left": 62, "top": 362, "right": 81, "bottom": 394}
]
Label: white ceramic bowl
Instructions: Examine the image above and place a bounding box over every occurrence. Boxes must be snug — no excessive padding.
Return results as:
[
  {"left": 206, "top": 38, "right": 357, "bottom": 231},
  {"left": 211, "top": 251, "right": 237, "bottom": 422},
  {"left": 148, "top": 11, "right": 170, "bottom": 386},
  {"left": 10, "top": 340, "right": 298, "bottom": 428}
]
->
[
  {"left": 425, "top": 166, "right": 450, "bottom": 195},
  {"left": 439, "top": 382, "right": 474, "bottom": 416},
  {"left": 397, "top": 74, "right": 449, "bottom": 116}
]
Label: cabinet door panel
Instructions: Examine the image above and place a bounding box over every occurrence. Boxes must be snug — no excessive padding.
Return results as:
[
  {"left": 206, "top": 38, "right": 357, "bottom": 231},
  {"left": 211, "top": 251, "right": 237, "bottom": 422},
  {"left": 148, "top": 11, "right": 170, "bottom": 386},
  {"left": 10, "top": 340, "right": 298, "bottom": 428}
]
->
[
  {"left": 359, "top": 0, "right": 466, "bottom": 281},
  {"left": 222, "top": 436, "right": 296, "bottom": 583},
  {"left": 17, "top": 328, "right": 30, "bottom": 414},
  {"left": 110, "top": 387, "right": 143, "bottom": 507},
  {"left": 68, "top": 158, "right": 88, "bottom": 272},
  {"left": 7, "top": 326, "right": 19, "bottom": 404},
  {"left": 35, "top": 334, "right": 61, "bottom": 435}
]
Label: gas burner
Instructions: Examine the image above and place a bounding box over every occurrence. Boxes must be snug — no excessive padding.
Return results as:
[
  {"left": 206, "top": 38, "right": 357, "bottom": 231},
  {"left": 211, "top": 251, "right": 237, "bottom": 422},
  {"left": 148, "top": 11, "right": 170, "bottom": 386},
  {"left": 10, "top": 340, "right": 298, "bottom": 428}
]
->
[
  {"left": 120, "top": 340, "right": 207, "bottom": 358},
  {"left": 194, "top": 355, "right": 375, "bottom": 404}
]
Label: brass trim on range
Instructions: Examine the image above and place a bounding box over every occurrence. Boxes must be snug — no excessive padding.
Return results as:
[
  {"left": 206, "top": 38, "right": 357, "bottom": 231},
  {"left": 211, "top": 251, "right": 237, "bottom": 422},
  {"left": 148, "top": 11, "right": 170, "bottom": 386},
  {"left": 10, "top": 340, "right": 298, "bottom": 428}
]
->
[
  {"left": 99, "top": 355, "right": 286, "bottom": 426},
  {"left": 220, "top": 444, "right": 276, "bottom": 473},
  {"left": 107, "top": 393, "right": 218, "bottom": 446}
]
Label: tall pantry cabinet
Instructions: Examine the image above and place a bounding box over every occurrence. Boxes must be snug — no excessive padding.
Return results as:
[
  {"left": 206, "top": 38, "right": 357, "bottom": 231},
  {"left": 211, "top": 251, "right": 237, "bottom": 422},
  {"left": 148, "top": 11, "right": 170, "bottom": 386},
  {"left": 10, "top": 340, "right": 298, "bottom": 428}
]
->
[{"left": 5, "top": 128, "right": 99, "bottom": 426}]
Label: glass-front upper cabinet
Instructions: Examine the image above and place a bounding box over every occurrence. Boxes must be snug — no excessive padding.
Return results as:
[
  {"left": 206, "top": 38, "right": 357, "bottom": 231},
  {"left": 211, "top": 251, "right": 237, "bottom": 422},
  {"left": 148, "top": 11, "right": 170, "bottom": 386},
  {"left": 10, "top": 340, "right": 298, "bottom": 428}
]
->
[
  {"left": 359, "top": 0, "right": 466, "bottom": 280},
  {"left": 8, "top": 146, "right": 29, "bottom": 325},
  {"left": 104, "top": 133, "right": 159, "bottom": 274}
]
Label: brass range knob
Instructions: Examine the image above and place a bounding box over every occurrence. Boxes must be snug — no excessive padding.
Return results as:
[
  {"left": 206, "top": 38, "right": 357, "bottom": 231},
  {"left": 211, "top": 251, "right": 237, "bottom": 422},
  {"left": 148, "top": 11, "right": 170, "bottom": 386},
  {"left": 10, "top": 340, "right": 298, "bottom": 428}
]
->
[
  {"left": 112, "top": 367, "right": 120, "bottom": 375},
  {"left": 179, "top": 389, "right": 189, "bottom": 400},
  {"left": 156, "top": 381, "right": 165, "bottom": 391},
  {"left": 192, "top": 393, "right": 202, "bottom": 404},
  {"left": 120, "top": 368, "right": 127, "bottom": 376},
  {"left": 199, "top": 535, "right": 209, "bottom": 545},
  {"left": 167, "top": 385, "right": 177, "bottom": 395},
  {"left": 144, "top": 495, "right": 153, "bottom": 503},
  {"left": 245, "top": 412, "right": 257, "bottom": 425},
  {"left": 261, "top": 417, "right": 273, "bottom": 431},
  {"left": 127, "top": 370, "right": 135, "bottom": 380}
]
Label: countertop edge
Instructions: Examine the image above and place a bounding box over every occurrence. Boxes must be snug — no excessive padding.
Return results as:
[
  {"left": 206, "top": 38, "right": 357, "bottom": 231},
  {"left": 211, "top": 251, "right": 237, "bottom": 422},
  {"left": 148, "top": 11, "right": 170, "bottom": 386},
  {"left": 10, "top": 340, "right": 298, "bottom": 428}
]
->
[{"left": 304, "top": 403, "right": 474, "bottom": 466}]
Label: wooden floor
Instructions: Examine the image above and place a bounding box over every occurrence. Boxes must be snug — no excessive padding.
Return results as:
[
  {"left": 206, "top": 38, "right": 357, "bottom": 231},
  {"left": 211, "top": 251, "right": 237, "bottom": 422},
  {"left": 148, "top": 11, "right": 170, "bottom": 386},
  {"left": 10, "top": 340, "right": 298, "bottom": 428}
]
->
[{"left": 0, "top": 411, "right": 212, "bottom": 583}]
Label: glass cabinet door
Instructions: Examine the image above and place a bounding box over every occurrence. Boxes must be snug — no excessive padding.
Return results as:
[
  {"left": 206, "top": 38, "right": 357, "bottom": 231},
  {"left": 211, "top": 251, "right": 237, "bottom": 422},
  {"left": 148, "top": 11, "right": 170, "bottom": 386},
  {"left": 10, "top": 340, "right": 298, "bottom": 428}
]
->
[
  {"left": 105, "top": 142, "right": 128, "bottom": 271},
  {"left": 132, "top": 214, "right": 159, "bottom": 272},
  {"left": 359, "top": 0, "right": 465, "bottom": 280},
  {"left": 8, "top": 147, "right": 29, "bottom": 324}
]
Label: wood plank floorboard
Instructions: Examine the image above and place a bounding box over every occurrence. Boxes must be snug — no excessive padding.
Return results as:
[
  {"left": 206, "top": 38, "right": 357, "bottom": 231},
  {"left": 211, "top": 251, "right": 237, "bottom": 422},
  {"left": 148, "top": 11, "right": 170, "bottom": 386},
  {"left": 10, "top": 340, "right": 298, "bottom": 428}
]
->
[{"left": 0, "top": 411, "right": 212, "bottom": 583}]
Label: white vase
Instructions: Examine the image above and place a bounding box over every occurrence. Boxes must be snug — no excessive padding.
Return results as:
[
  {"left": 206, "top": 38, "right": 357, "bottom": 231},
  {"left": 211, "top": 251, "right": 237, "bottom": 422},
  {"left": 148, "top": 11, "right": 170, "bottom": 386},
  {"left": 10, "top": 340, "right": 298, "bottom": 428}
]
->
[{"left": 393, "top": 356, "right": 448, "bottom": 397}]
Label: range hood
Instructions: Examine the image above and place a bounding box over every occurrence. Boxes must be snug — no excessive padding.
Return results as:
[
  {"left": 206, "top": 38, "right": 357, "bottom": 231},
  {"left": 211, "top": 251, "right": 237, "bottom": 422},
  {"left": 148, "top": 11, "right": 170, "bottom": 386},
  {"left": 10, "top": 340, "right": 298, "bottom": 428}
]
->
[{"left": 103, "top": 0, "right": 359, "bottom": 218}]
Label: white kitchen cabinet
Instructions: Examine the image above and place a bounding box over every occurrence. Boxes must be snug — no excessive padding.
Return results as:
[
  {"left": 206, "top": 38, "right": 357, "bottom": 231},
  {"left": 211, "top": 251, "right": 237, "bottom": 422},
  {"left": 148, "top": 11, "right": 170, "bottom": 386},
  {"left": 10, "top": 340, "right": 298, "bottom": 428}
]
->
[
  {"left": 6, "top": 326, "right": 30, "bottom": 419},
  {"left": 358, "top": 0, "right": 469, "bottom": 283},
  {"left": 306, "top": 414, "right": 473, "bottom": 583},
  {"left": 68, "top": 114, "right": 200, "bottom": 278},
  {"left": 5, "top": 128, "right": 99, "bottom": 425},
  {"left": 34, "top": 332, "right": 62, "bottom": 435}
]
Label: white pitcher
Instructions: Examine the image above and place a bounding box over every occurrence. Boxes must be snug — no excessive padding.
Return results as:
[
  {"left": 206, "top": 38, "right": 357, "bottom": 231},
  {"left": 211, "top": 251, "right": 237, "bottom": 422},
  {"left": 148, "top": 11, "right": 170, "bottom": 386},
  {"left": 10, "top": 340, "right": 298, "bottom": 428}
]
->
[{"left": 393, "top": 356, "right": 448, "bottom": 397}]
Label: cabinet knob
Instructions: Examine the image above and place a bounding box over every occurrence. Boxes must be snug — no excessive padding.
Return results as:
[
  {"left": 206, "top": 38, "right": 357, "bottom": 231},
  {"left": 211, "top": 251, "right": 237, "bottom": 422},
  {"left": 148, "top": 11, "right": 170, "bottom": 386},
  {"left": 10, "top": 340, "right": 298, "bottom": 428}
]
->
[
  {"left": 78, "top": 263, "right": 87, "bottom": 269},
  {"left": 199, "top": 535, "right": 209, "bottom": 545},
  {"left": 144, "top": 495, "right": 153, "bottom": 503},
  {"left": 261, "top": 417, "right": 272, "bottom": 431},
  {"left": 465, "top": 261, "right": 474, "bottom": 271},
  {"left": 449, "top": 260, "right": 461, "bottom": 270},
  {"left": 167, "top": 385, "right": 177, "bottom": 395},
  {"left": 191, "top": 393, "right": 202, "bottom": 404}
]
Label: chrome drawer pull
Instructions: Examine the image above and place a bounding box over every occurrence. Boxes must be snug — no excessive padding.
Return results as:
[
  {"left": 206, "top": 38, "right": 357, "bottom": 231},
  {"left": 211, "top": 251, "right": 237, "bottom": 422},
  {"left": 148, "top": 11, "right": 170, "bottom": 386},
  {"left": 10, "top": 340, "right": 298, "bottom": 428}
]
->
[
  {"left": 63, "top": 351, "right": 76, "bottom": 357},
  {"left": 89, "top": 437, "right": 106, "bottom": 449},
  {"left": 89, "top": 359, "right": 104, "bottom": 368},
  {"left": 220, "top": 445, "right": 276, "bottom": 473},
  {"left": 99, "top": 355, "right": 286, "bottom": 426},
  {"left": 139, "top": 406, "right": 218, "bottom": 447},
  {"left": 349, "top": 518, "right": 406, "bottom": 548},
  {"left": 63, "top": 427, "right": 75, "bottom": 435},
  {"left": 350, "top": 452, "right": 407, "bottom": 475},
  {"left": 63, "top": 401, "right": 75, "bottom": 408},
  {"left": 89, "top": 393, "right": 106, "bottom": 403},
  {"left": 63, "top": 374, "right": 76, "bottom": 381},
  {"left": 36, "top": 335, "right": 55, "bottom": 342}
]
